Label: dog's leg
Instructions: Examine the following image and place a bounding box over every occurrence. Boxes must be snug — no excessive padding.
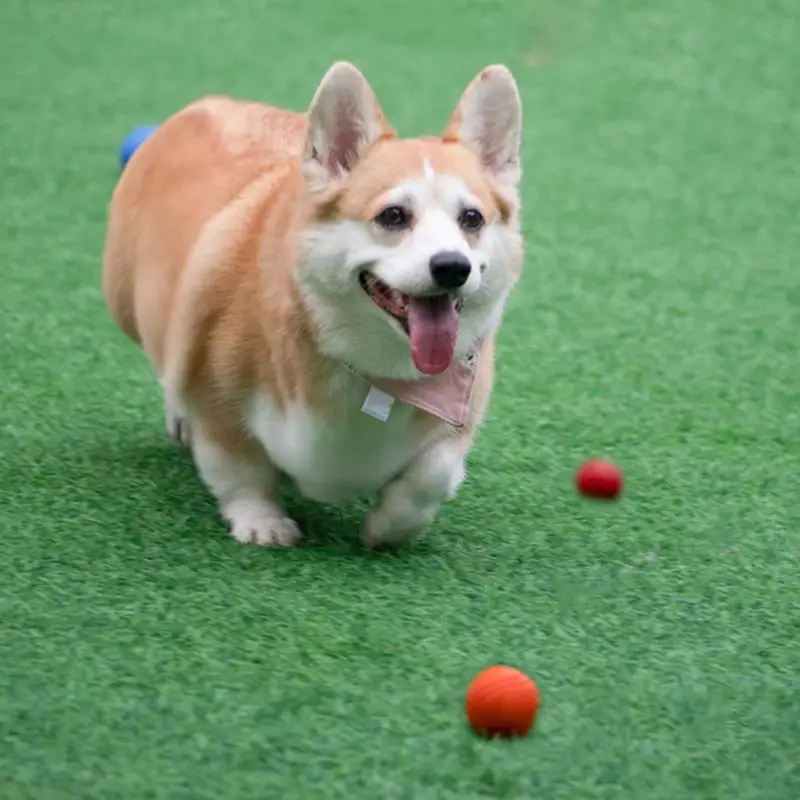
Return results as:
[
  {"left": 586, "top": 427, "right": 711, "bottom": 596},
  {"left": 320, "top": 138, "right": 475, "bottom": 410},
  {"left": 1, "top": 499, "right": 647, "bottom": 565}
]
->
[
  {"left": 190, "top": 417, "right": 301, "bottom": 547},
  {"left": 362, "top": 432, "right": 471, "bottom": 549},
  {"left": 163, "top": 387, "right": 192, "bottom": 447}
]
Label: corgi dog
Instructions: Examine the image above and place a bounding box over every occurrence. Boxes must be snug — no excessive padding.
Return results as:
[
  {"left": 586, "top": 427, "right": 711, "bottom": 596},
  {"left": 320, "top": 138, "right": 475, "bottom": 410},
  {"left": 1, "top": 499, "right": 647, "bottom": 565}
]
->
[{"left": 102, "top": 61, "right": 524, "bottom": 548}]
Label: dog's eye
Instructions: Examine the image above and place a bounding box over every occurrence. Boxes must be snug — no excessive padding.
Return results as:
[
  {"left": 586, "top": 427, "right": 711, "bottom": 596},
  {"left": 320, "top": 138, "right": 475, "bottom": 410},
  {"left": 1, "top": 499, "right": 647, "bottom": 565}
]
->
[
  {"left": 375, "top": 205, "right": 412, "bottom": 231},
  {"left": 458, "top": 207, "right": 485, "bottom": 233}
]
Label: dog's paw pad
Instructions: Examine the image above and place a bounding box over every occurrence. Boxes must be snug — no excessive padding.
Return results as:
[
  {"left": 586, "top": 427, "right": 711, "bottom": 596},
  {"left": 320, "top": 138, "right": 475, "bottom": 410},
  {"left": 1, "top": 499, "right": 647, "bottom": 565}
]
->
[{"left": 230, "top": 515, "right": 302, "bottom": 547}]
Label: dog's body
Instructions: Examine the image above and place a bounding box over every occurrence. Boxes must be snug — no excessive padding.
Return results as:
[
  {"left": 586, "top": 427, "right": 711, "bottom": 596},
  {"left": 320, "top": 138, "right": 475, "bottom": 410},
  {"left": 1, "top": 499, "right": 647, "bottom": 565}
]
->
[{"left": 102, "top": 62, "right": 524, "bottom": 548}]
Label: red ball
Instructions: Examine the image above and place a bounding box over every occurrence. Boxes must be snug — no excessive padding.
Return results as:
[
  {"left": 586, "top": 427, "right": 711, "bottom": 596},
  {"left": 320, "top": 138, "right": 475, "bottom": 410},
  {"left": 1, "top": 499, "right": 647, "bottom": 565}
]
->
[
  {"left": 575, "top": 459, "right": 623, "bottom": 499},
  {"left": 465, "top": 665, "right": 540, "bottom": 738}
]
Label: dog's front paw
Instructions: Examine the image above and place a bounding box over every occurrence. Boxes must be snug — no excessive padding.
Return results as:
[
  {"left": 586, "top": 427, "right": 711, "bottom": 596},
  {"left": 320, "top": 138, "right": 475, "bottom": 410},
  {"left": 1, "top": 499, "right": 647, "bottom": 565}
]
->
[
  {"left": 361, "top": 508, "right": 428, "bottom": 550},
  {"left": 227, "top": 504, "right": 302, "bottom": 547}
]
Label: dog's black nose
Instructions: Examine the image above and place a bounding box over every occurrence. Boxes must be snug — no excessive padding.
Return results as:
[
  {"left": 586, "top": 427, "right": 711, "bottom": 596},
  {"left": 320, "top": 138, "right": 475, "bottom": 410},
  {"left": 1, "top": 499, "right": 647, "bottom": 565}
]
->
[{"left": 429, "top": 251, "right": 471, "bottom": 290}]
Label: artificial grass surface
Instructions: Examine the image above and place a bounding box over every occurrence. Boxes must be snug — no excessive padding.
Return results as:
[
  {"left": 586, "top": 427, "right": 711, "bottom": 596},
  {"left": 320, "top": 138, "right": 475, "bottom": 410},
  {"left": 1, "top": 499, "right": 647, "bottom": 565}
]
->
[{"left": 1, "top": 0, "right": 799, "bottom": 797}]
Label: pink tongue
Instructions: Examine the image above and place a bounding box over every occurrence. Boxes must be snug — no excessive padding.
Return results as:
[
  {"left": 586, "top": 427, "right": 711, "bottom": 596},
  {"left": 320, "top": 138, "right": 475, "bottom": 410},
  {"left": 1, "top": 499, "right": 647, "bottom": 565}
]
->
[{"left": 407, "top": 296, "right": 458, "bottom": 375}]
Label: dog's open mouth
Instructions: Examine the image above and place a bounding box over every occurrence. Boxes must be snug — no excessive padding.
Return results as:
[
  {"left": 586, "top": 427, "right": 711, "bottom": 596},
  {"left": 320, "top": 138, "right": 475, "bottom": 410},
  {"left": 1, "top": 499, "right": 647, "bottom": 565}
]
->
[{"left": 359, "top": 271, "right": 462, "bottom": 376}]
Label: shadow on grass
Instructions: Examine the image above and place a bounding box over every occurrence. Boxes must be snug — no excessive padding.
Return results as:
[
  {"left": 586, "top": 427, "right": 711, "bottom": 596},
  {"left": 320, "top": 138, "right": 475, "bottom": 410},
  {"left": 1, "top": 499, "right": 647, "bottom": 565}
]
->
[{"left": 2, "top": 427, "right": 440, "bottom": 565}]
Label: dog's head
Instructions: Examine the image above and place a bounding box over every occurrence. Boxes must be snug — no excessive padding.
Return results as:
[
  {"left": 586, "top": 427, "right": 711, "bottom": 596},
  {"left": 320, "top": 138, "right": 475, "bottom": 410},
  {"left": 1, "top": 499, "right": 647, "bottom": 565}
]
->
[{"left": 297, "top": 62, "right": 524, "bottom": 380}]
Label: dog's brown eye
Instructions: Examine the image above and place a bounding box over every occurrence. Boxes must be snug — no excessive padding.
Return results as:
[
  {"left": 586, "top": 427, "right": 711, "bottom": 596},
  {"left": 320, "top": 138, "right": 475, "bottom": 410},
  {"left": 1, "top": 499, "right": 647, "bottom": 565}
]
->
[
  {"left": 458, "top": 207, "right": 485, "bottom": 233},
  {"left": 375, "top": 205, "right": 412, "bottom": 230}
]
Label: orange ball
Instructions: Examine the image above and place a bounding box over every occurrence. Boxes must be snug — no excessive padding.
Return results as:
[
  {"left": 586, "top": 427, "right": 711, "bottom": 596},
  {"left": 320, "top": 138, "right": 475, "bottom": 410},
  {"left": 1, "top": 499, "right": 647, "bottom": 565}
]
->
[{"left": 465, "top": 665, "right": 540, "bottom": 738}]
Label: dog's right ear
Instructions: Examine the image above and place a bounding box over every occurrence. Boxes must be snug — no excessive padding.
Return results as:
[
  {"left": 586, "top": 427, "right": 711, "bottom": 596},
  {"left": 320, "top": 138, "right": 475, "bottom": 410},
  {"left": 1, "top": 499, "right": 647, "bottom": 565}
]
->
[{"left": 302, "top": 62, "right": 394, "bottom": 193}]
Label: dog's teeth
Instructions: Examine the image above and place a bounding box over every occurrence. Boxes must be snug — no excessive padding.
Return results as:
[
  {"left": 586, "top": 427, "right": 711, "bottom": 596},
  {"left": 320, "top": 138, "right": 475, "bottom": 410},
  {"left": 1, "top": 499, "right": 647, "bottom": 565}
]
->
[{"left": 391, "top": 290, "right": 409, "bottom": 311}]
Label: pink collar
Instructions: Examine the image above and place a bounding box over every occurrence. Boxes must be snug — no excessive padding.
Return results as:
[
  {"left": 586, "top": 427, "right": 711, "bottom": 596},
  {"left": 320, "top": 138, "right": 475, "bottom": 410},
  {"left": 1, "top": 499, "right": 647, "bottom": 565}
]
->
[{"left": 361, "top": 343, "right": 483, "bottom": 428}]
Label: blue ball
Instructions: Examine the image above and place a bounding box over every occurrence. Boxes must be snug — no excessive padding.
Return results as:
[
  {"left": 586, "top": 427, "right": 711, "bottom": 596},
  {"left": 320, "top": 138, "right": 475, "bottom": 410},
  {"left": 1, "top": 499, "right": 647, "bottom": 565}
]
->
[{"left": 119, "top": 124, "right": 159, "bottom": 169}]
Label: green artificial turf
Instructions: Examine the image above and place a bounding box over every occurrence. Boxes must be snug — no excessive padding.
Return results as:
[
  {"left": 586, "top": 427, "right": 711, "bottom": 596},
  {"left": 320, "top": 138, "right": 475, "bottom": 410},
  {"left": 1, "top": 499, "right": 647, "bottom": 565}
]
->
[{"left": 2, "top": 1, "right": 799, "bottom": 797}]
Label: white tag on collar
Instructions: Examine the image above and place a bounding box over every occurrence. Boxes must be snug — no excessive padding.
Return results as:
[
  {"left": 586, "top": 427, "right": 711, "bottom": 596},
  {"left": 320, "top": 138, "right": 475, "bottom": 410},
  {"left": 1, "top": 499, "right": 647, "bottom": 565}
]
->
[{"left": 361, "top": 386, "right": 395, "bottom": 422}]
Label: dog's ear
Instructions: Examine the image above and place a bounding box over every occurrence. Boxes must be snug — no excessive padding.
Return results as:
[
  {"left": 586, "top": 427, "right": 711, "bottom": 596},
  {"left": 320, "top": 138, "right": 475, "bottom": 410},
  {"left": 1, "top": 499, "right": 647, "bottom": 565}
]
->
[
  {"left": 443, "top": 65, "right": 522, "bottom": 187},
  {"left": 303, "top": 61, "right": 394, "bottom": 192}
]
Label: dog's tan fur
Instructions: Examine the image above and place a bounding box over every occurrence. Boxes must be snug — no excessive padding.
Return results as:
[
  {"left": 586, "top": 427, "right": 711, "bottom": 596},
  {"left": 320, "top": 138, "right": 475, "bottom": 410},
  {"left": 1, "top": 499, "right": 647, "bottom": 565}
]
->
[{"left": 102, "top": 62, "right": 524, "bottom": 548}]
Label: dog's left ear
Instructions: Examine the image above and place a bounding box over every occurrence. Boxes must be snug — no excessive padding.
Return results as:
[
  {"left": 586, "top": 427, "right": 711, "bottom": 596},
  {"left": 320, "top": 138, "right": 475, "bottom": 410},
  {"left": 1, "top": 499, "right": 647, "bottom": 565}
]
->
[
  {"left": 303, "top": 61, "right": 394, "bottom": 192},
  {"left": 444, "top": 65, "right": 522, "bottom": 186}
]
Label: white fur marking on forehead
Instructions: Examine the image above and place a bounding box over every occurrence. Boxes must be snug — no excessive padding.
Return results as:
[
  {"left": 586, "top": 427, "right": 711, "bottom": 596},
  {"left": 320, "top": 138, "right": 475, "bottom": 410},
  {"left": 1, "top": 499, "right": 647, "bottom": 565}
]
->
[
  {"left": 423, "top": 158, "right": 435, "bottom": 183},
  {"left": 384, "top": 172, "right": 476, "bottom": 214}
]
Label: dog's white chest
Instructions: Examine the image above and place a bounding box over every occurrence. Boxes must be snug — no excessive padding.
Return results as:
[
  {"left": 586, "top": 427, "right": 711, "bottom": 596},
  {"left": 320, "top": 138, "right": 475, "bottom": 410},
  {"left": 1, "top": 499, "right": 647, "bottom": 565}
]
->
[{"left": 248, "top": 391, "right": 425, "bottom": 503}]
